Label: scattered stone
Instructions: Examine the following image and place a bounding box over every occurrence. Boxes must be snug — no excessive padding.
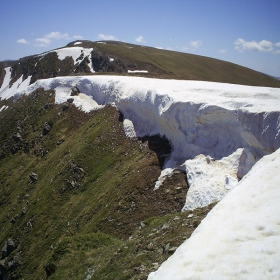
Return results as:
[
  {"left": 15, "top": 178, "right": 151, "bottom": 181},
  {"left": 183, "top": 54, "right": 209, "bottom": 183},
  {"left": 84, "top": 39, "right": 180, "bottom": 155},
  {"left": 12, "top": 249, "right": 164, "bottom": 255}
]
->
[
  {"left": 29, "top": 172, "right": 38, "bottom": 182},
  {"left": 12, "top": 132, "right": 23, "bottom": 142},
  {"left": 1, "top": 239, "right": 15, "bottom": 258},
  {"left": 147, "top": 242, "right": 154, "bottom": 251},
  {"left": 42, "top": 122, "right": 52, "bottom": 135},
  {"left": 71, "top": 87, "right": 80, "bottom": 96},
  {"left": 152, "top": 262, "right": 160, "bottom": 270},
  {"left": 44, "top": 262, "right": 57, "bottom": 277},
  {"left": 85, "top": 267, "right": 95, "bottom": 280},
  {"left": 11, "top": 208, "right": 26, "bottom": 224},
  {"left": 187, "top": 213, "right": 194, "bottom": 218},
  {"left": 44, "top": 103, "right": 52, "bottom": 109},
  {"left": 61, "top": 103, "right": 69, "bottom": 111},
  {"left": 168, "top": 246, "right": 178, "bottom": 253},
  {"left": 56, "top": 139, "right": 65, "bottom": 145},
  {"left": 0, "top": 259, "right": 8, "bottom": 280},
  {"left": 67, "top": 98, "right": 74, "bottom": 103},
  {"left": 162, "top": 243, "right": 170, "bottom": 254},
  {"left": 161, "top": 223, "right": 169, "bottom": 230}
]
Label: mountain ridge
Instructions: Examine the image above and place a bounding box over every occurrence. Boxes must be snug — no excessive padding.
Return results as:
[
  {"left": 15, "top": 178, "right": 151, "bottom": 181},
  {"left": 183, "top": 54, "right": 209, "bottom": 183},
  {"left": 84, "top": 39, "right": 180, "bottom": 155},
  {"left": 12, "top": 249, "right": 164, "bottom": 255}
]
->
[
  {"left": 1, "top": 40, "right": 280, "bottom": 89},
  {"left": 1, "top": 40, "right": 280, "bottom": 279}
]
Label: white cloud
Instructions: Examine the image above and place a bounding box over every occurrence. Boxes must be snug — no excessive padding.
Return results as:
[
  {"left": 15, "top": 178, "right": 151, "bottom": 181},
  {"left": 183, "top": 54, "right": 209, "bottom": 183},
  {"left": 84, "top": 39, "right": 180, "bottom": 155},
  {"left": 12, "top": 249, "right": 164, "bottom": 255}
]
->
[
  {"left": 34, "top": 31, "right": 82, "bottom": 47},
  {"left": 234, "top": 38, "right": 274, "bottom": 52},
  {"left": 35, "top": 37, "right": 51, "bottom": 47},
  {"left": 73, "top": 35, "right": 84, "bottom": 39},
  {"left": 275, "top": 42, "right": 280, "bottom": 47},
  {"left": 181, "top": 41, "right": 202, "bottom": 52},
  {"left": 218, "top": 49, "right": 227, "bottom": 53},
  {"left": 135, "top": 36, "right": 145, "bottom": 44},
  {"left": 97, "top": 34, "right": 118, "bottom": 41},
  {"left": 190, "top": 40, "right": 202, "bottom": 49},
  {"left": 45, "top": 32, "right": 69, "bottom": 40},
  {"left": 275, "top": 50, "right": 280, "bottom": 54},
  {"left": 17, "top": 39, "right": 29, "bottom": 44}
]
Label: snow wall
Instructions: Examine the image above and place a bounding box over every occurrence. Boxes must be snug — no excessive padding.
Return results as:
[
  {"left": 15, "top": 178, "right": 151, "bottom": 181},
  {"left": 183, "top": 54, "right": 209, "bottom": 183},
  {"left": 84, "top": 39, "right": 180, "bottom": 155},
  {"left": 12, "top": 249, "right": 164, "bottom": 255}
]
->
[{"left": 2, "top": 74, "right": 280, "bottom": 210}]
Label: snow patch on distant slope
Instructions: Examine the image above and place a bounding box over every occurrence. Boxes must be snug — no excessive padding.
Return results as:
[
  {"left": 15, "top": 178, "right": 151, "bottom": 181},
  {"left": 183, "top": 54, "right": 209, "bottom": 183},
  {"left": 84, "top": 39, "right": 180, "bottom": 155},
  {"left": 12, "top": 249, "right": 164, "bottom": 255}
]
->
[
  {"left": 38, "top": 47, "right": 95, "bottom": 73},
  {"left": 0, "top": 67, "right": 12, "bottom": 95},
  {"left": 55, "top": 47, "right": 92, "bottom": 61},
  {"left": 148, "top": 148, "right": 280, "bottom": 280},
  {"left": 0, "top": 74, "right": 31, "bottom": 100},
  {"left": 128, "top": 70, "right": 148, "bottom": 73},
  {"left": 0, "top": 105, "right": 8, "bottom": 112}
]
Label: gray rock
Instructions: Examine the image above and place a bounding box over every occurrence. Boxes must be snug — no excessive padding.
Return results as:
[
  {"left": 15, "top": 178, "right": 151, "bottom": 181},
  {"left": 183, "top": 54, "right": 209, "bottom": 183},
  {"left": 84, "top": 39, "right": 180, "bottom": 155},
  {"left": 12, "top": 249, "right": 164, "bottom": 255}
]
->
[
  {"left": 42, "top": 122, "right": 52, "bottom": 135},
  {"left": 0, "top": 259, "right": 8, "bottom": 280},
  {"left": 29, "top": 172, "right": 38, "bottom": 182},
  {"left": 168, "top": 246, "right": 178, "bottom": 253},
  {"left": 1, "top": 239, "right": 15, "bottom": 258},
  {"left": 12, "top": 132, "right": 22, "bottom": 142},
  {"left": 62, "top": 103, "right": 69, "bottom": 111},
  {"left": 161, "top": 223, "right": 169, "bottom": 230},
  {"left": 44, "top": 103, "right": 52, "bottom": 109},
  {"left": 162, "top": 243, "right": 170, "bottom": 254},
  {"left": 71, "top": 87, "right": 80, "bottom": 96},
  {"left": 67, "top": 98, "right": 74, "bottom": 103},
  {"left": 44, "top": 262, "right": 56, "bottom": 277}
]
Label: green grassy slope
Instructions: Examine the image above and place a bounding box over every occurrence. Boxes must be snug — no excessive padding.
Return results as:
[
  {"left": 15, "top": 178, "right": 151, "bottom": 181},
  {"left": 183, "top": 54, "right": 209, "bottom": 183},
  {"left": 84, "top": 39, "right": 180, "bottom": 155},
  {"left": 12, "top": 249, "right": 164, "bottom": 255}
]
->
[
  {"left": 0, "top": 91, "right": 214, "bottom": 279},
  {"left": 71, "top": 40, "right": 280, "bottom": 87}
]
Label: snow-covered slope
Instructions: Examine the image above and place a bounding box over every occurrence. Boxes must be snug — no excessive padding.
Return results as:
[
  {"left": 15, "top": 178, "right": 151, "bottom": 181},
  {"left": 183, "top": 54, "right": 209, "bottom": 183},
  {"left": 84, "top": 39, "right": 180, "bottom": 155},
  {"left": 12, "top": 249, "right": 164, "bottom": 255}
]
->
[
  {"left": 0, "top": 67, "right": 32, "bottom": 100},
  {"left": 148, "top": 148, "right": 280, "bottom": 280},
  {"left": 1, "top": 75, "right": 280, "bottom": 210},
  {"left": 38, "top": 47, "right": 95, "bottom": 73},
  {"left": 1, "top": 73, "right": 280, "bottom": 279}
]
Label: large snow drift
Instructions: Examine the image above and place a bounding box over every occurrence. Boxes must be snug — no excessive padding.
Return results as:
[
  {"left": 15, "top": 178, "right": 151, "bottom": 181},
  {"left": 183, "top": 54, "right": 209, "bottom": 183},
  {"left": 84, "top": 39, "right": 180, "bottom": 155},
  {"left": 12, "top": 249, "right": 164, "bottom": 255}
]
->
[
  {"left": 1, "top": 75, "right": 280, "bottom": 210},
  {"left": 148, "top": 148, "right": 280, "bottom": 280},
  {"left": 1, "top": 73, "right": 280, "bottom": 279}
]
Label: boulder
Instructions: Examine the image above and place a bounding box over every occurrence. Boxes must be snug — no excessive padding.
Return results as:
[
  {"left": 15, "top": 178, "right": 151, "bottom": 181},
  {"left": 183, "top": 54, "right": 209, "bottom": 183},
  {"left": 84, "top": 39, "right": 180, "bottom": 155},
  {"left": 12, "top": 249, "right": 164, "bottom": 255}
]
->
[
  {"left": 61, "top": 103, "right": 69, "bottom": 111},
  {"left": 70, "top": 87, "right": 80, "bottom": 96},
  {"left": 67, "top": 98, "right": 74, "bottom": 103},
  {"left": 44, "top": 262, "right": 56, "bottom": 277},
  {"left": 12, "top": 132, "right": 22, "bottom": 142},
  {"left": 42, "top": 122, "right": 52, "bottom": 135},
  {"left": 29, "top": 172, "right": 38, "bottom": 182},
  {"left": 1, "top": 239, "right": 15, "bottom": 258}
]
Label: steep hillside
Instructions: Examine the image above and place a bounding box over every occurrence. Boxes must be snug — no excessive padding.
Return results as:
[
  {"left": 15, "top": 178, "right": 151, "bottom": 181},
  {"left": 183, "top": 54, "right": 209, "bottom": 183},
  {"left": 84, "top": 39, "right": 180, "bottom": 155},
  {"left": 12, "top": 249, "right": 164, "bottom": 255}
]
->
[
  {"left": 1, "top": 40, "right": 280, "bottom": 89},
  {"left": 0, "top": 90, "right": 214, "bottom": 279},
  {"left": 1, "top": 41, "right": 280, "bottom": 280}
]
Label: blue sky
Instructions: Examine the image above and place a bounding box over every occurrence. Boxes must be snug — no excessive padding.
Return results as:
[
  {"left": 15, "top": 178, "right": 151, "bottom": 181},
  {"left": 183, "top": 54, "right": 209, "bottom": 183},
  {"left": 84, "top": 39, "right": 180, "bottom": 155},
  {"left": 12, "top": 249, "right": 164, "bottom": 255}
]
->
[{"left": 1, "top": 0, "right": 280, "bottom": 76}]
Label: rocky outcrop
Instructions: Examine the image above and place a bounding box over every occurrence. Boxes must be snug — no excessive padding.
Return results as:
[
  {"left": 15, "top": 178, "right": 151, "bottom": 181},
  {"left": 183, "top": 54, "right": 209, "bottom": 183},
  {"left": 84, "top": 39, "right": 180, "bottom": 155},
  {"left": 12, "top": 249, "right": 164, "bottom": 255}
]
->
[
  {"left": 70, "top": 87, "right": 80, "bottom": 96},
  {"left": 1, "top": 239, "right": 15, "bottom": 258},
  {"left": 0, "top": 239, "right": 19, "bottom": 280},
  {"left": 29, "top": 172, "right": 38, "bottom": 182},
  {"left": 42, "top": 122, "right": 52, "bottom": 136}
]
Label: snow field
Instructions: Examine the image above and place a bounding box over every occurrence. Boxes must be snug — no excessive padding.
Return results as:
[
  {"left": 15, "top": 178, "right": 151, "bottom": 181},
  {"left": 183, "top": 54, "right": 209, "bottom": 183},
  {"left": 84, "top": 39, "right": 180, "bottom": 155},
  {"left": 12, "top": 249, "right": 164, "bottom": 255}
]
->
[
  {"left": 37, "top": 47, "right": 95, "bottom": 73},
  {"left": 0, "top": 67, "right": 12, "bottom": 94},
  {"left": 148, "top": 148, "right": 280, "bottom": 279}
]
